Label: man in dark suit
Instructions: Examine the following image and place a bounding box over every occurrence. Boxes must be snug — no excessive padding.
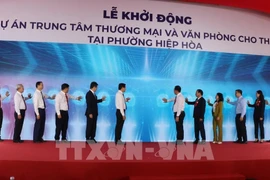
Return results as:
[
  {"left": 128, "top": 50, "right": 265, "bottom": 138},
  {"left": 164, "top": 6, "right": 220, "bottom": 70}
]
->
[
  {"left": 185, "top": 89, "right": 206, "bottom": 144},
  {"left": 85, "top": 82, "right": 106, "bottom": 143}
]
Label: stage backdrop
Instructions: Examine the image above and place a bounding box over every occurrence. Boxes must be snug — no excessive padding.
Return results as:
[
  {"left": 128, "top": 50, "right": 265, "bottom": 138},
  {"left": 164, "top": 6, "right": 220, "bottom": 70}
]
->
[{"left": 0, "top": 0, "right": 270, "bottom": 142}]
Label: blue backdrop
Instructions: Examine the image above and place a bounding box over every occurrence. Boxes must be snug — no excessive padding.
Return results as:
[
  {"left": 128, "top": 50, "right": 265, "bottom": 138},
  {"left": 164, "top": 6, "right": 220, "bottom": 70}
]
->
[{"left": 0, "top": 40, "right": 270, "bottom": 141}]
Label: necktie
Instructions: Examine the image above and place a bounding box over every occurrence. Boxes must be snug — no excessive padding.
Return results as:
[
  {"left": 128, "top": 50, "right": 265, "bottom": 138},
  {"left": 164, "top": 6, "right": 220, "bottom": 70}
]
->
[
  {"left": 65, "top": 93, "right": 69, "bottom": 110},
  {"left": 123, "top": 94, "right": 127, "bottom": 110},
  {"left": 41, "top": 91, "right": 46, "bottom": 108},
  {"left": 22, "top": 95, "right": 27, "bottom": 110},
  {"left": 0, "top": 95, "right": 2, "bottom": 108}
]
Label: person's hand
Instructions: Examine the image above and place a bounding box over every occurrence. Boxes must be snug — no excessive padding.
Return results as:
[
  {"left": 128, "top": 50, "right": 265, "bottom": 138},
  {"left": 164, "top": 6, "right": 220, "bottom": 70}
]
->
[
  {"left": 207, "top": 99, "right": 210, "bottom": 104},
  {"left": 5, "top": 91, "right": 10, "bottom": 97},
  {"left": 175, "top": 116, "right": 179, "bottom": 122},
  {"left": 240, "top": 117, "right": 244, "bottom": 121},
  {"left": 28, "top": 93, "right": 32, "bottom": 98},
  {"left": 77, "top": 96, "right": 83, "bottom": 101},
  {"left": 185, "top": 98, "right": 188, "bottom": 103},
  {"left": 18, "top": 115, "right": 22, "bottom": 119},
  {"left": 51, "top": 94, "right": 56, "bottom": 99},
  {"left": 162, "top": 98, "right": 168, "bottom": 103},
  {"left": 102, "top": 96, "right": 106, "bottom": 101},
  {"left": 260, "top": 117, "right": 263, "bottom": 121},
  {"left": 199, "top": 118, "right": 203, "bottom": 121},
  {"left": 217, "top": 117, "right": 220, "bottom": 121},
  {"left": 226, "top": 98, "right": 230, "bottom": 103},
  {"left": 123, "top": 116, "right": 126, "bottom": 120},
  {"left": 37, "top": 115, "right": 40, "bottom": 120},
  {"left": 57, "top": 114, "right": 62, "bottom": 119},
  {"left": 266, "top": 100, "right": 269, "bottom": 105},
  {"left": 89, "top": 114, "right": 93, "bottom": 119},
  {"left": 126, "top": 97, "right": 131, "bottom": 102},
  {"left": 247, "top": 100, "right": 250, "bottom": 105}
]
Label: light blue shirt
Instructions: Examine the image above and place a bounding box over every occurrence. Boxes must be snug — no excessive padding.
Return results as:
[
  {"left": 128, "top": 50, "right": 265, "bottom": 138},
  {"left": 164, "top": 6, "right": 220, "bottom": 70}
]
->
[{"left": 229, "top": 96, "right": 247, "bottom": 118}]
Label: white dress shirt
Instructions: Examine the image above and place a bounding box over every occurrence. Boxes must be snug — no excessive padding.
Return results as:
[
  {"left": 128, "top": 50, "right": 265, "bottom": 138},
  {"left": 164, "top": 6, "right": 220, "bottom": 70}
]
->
[
  {"left": 168, "top": 93, "right": 185, "bottom": 116},
  {"left": 0, "top": 94, "right": 7, "bottom": 108},
  {"left": 14, "top": 91, "right": 30, "bottom": 115},
  {"left": 55, "top": 91, "right": 77, "bottom": 115},
  {"left": 115, "top": 90, "right": 126, "bottom": 116},
  {"left": 33, "top": 89, "right": 50, "bottom": 115}
]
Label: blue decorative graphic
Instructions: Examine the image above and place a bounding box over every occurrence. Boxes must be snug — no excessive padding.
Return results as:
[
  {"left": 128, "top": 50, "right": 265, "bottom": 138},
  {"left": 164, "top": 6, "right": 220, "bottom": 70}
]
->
[{"left": 0, "top": 41, "right": 270, "bottom": 142}]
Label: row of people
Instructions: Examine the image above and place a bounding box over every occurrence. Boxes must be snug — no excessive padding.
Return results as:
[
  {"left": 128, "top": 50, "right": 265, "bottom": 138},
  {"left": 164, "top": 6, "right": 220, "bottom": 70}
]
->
[
  {"left": 0, "top": 82, "right": 269, "bottom": 144},
  {"left": 0, "top": 81, "right": 129, "bottom": 144},
  {"left": 163, "top": 87, "right": 268, "bottom": 144}
]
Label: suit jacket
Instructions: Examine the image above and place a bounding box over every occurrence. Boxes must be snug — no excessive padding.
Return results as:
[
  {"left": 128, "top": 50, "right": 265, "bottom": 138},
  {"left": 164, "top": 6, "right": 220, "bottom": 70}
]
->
[
  {"left": 187, "top": 97, "right": 206, "bottom": 119},
  {"left": 248, "top": 99, "right": 265, "bottom": 118},
  {"left": 208, "top": 101, "right": 223, "bottom": 119},
  {"left": 85, "top": 90, "right": 103, "bottom": 116}
]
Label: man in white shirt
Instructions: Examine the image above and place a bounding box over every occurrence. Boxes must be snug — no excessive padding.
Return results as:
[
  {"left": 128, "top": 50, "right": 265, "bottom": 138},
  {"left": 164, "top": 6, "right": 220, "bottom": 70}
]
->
[
  {"left": 54, "top": 83, "right": 82, "bottom": 142},
  {"left": 162, "top": 85, "right": 185, "bottom": 145},
  {"left": 115, "top": 83, "right": 130, "bottom": 145},
  {"left": 0, "top": 90, "right": 10, "bottom": 141},
  {"left": 13, "top": 84, "right": 32, "bottom": 143},
  {"left": 33, "top": 81, "right": 55, "bottom": 143}
]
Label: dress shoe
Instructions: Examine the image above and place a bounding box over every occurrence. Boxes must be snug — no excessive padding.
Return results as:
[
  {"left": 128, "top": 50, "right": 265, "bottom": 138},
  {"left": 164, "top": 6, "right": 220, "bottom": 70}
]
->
[
  {"left": 86, "top": 140, "right": 95, "bottom": 144},
  {"left": 14, "top": 140, "right": 24, "bottom": 143},
  {"left": 240, "top": 141, "right": 247, "bottom": 144},
  {"left": 33, "top": 141, "right": 42, "bottom": 143},
  {"left": 254, "top": 139, "right": 259, "bottom": 143},
  {"left": 176, "top": 140, "right": 183, "bottom": 145},
  {"left": 91, "top": 138, "right": 97, "bottom": 143},
  {"left": 199, "top": 140, "right": 206, "bottom": 144},
  {"left": 117, "top": 140, "right": 126, "bottom": 145},
  {"left": 62, "top": 139, "right": 69, "bottom": 143},
  {"left": 233, "top": 140, "right": 241, "bottom": 143},
  {"left": 193, "top": 140, "right": 199, "bottom": 144},
  {"left": 0, "top": 138, "right": 4, "bottom": 142},
  {"left": 40, "top": 139, "right": 46, "bottom": 143}
]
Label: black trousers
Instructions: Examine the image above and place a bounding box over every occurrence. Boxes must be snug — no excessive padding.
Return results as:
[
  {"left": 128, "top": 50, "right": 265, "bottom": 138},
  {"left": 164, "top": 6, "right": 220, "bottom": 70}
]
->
[
  {"left": 235, "top": 114, "right": 247, "bottom": 142},
  {"left": 194, "top": 117, "right": 206, "bottom": 141},
  {"left": 13, "top": 110, "right": 25, "bottom": 141},
  {"left": 86, "top": 114, "right": 97, "bottom": 140},
  {"left": 174, "top": 111, "right": 185, "bottom": 140},
  {"left": 0, "top": 108, "right": 3, "bottom": 130},
  {"left": 115, "top": 109, "right": 125, "bottom": 143},
  {"left": 33, "top": 108, "right": 46, "bottom": 141},
  {"left": 54, "top": 111, "right": 69, "bottom": 140},
  {"left": 254, "top": 116, "right": 264, "bottom": 139}
]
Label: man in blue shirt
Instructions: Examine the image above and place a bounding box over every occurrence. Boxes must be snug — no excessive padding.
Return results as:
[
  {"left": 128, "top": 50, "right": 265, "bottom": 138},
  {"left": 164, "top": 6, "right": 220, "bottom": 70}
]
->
[{"left": 227, "top": 89, "right": 247, "bottom": 144}]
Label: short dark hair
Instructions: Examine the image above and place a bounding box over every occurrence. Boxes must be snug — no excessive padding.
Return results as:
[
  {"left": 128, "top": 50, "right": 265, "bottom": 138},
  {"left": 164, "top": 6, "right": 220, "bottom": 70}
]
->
[
  {"left": 197, "top": 89, "right": 203, "bottom": 96},
  {"left": 118, "top": 83, "right": 126, "bottom": 90},
  {"left": 174, "top": 85, "right": 181, "bottom": 93},
  {"left": 236, "top": 89, "right": 242, "bottom": 95},
  {"left": 90, "top": 81, "right": 98, "bottom": 89},
  {"left": 36, "top": 81, "right": 43, "bottom": 88},
  {"left": 61, "top": 83, "right": 69, "bottom": 90}
]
